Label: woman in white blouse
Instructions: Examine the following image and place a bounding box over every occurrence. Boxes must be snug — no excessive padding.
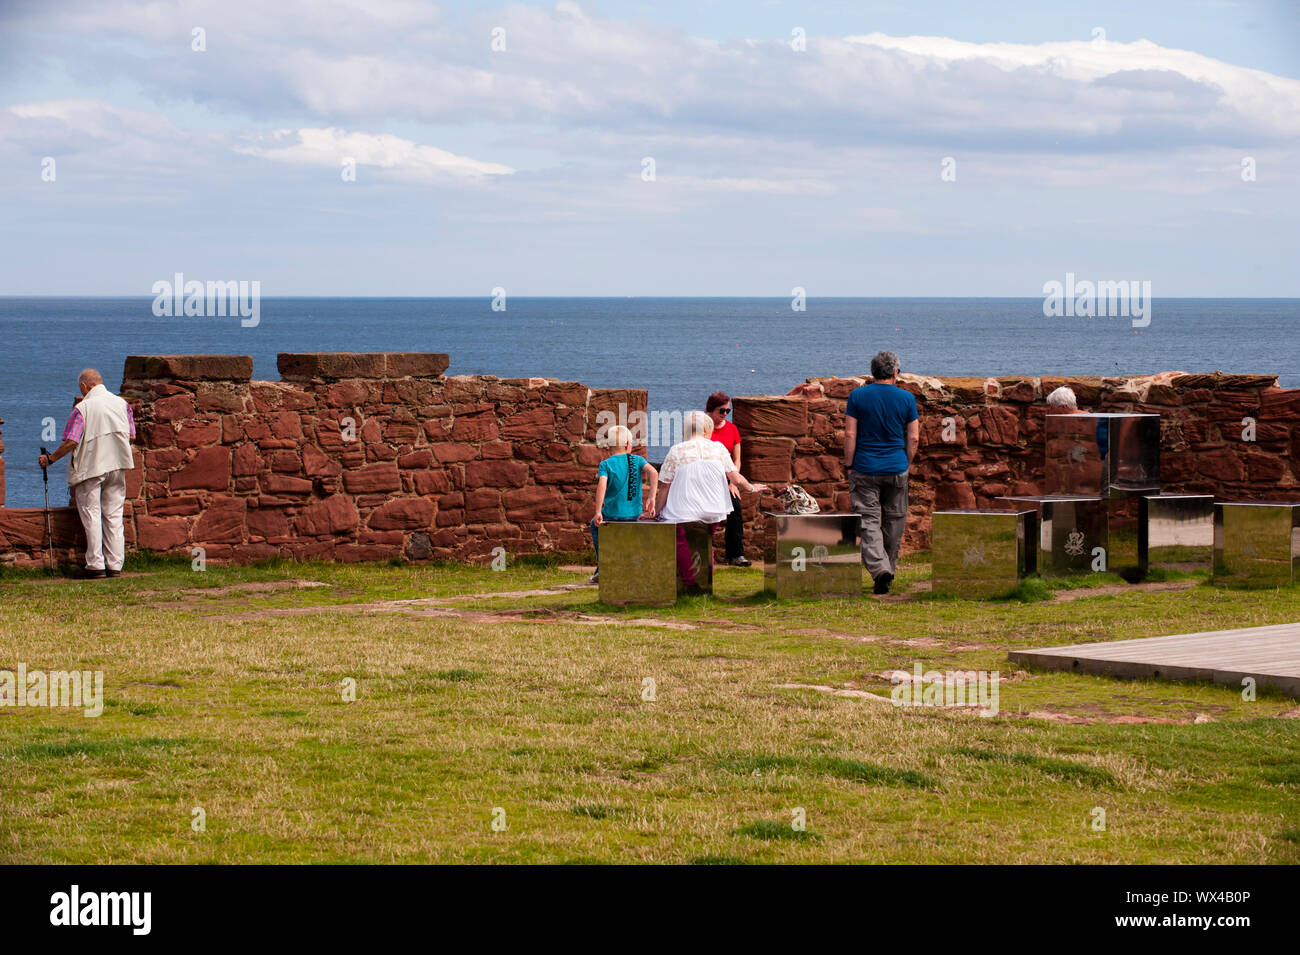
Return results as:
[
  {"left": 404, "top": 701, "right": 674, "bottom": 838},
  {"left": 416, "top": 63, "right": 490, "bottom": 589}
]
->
[{"left": 656, "top": 411, "right": 768, "bottom": 592}]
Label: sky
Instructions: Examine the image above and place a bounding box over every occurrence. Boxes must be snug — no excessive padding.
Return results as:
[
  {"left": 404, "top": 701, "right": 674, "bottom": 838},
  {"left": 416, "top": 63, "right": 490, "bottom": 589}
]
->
[{"left": 0, "top": 0, "right": 1297, "bottom": 296}]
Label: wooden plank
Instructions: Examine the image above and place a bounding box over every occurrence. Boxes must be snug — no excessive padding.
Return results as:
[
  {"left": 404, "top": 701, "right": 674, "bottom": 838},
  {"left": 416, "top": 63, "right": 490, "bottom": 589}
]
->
[{"left": 1009, "top": 622, "right": 1300, "bottom": 697}]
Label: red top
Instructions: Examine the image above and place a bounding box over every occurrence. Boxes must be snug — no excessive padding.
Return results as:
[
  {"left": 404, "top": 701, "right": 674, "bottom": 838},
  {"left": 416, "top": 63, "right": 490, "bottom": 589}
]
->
[{"left": 711, "top": 419, "right": 741, "bottom": 454}]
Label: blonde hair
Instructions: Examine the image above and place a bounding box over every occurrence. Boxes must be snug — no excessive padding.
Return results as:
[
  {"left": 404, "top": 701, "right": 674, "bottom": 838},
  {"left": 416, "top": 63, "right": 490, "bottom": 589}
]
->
[
  {"left": 603, "top": 424, "right": 633, "bottom": 449},
  {"left": 683, "top": 410, "right": 714, "bottom": 440}
]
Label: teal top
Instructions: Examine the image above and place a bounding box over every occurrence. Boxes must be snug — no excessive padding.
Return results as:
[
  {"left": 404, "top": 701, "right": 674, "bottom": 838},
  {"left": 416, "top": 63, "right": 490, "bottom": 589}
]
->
[{"left": 598, "top": 453, "right": 646, "bottom": 519}]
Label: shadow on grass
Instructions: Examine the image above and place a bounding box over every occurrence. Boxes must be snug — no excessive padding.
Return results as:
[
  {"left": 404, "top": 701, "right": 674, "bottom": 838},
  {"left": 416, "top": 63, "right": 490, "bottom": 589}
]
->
[
  {"left": 952, "top": 746, "right": 1116, "bottom": 787},
  {"left": 721, "top": 753, "right": 940, "bottom": 791},
  {"left": 733, "top": 820, "right": 821, "bottom": 842}
]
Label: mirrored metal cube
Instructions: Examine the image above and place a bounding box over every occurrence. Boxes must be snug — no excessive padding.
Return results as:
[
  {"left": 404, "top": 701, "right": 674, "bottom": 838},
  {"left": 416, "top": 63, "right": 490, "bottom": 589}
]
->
[
  {"left": 1107, "top": 496, "right": 1145, "bottom": 582},
  {"left": 1213, "top": 502, "right": 1300, "bottom": 588},
  {"left": 763, "top": 512, "right": 862, "bottom": 599},
  {"left": 1140, "top": 494, "right": 1214, "bottom": 578},
  {"left": 599, "top": 521, "right": 677, "bottom": 606},
  {"left": 932, "top": 509, "right": 1037, "bottom": 598},
  {"left": 997, "top": 495, "right": 1109, "bottom": 576},
  {"left": 1044, "top": 413, "right": 1160, "bottom": 499}
]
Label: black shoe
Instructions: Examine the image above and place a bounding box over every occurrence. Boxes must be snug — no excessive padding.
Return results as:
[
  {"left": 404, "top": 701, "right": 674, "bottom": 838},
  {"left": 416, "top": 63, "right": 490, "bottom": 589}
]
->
[
  {"left": 81, "top": 568, "right": 107, "bottom": 580},
  {"left": 682, "top": 584, "right": 707, "bottom": 597},
  {"left": 106, "top": 569, "right": 121, "bottom": 578},
  {"left": 873, "top": 572, "right": 893, "bottom": 595},
  {"left": 728, "top": 556, "right": 752, "bottom": 567}
]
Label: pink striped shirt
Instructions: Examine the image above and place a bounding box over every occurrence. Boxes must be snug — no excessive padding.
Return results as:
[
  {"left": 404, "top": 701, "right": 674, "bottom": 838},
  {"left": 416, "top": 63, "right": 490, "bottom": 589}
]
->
[{"left": 63, "top": 403, "right": 136, "bottom": 443}]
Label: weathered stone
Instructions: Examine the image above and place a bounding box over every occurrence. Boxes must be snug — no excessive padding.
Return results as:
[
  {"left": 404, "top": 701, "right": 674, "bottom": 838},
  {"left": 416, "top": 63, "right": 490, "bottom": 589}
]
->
[
  {"left": 414, "top": 470, "right": 452, "bottom": 495},
  {"left": 124, "top": 355, "right": 253, "bottom": 382},
  {"left": 342, "top": 462, "right": 401, "bottom": 493},
  {"left": 232, "top": 443, "right": 261, "bottom": 477},
  {"left": 431, "top": 443, "right": 478, "bottom": 464},
  {"left": 195, "top": 383, "right": 247, "bottom": 413},
  {"left": 404, "top": 532, "right": 434, "bottom": 560},
  {"left": 263, "top": 474, "right": 313, "bottom": 495},
  {"left": 153, "top": 394, "right": 196, "bottom": 422},
  {"left": 501, "top": 407, "right": 555, "bottom": 439},
  {"left": 246, "top": 506, "right": 290, "bottom": 539},
  {"left": 176, "top": 421, "right": 221, "bottom": 449},
  {"left": 503, "top": 485, "right": 567, "bottom": 521},
  {"left": 733, "top": 397, "right": 808, "bottom": 436},
  {"left": 194, "top": 497, "right": 246, "bottom": 544},
  {"left": 297, "top": 495, "right": 359, "bottom": 535},
  {"left": 743, "top": 437, "right": 796, "bottom": 483},
  {"left": 277, "top": 352, "right": 449, "bottom": 381},
  {"left": 368, "top": 498, "right": 435, "bottom": 530},
  {"left": 465, "top": 460, "right": 529, "bottom": 488},
  {"left": 147, "top": 496, "right": 202, "bottom": 517},
  {"left": 171, "top": 446, "right": 231, "bottom": 491},
  {"left": 135, "top": 515, "right": 190, "bottom": 550},
  {"left": 295, "top": 443, "right": 331, "bottom": 477}
]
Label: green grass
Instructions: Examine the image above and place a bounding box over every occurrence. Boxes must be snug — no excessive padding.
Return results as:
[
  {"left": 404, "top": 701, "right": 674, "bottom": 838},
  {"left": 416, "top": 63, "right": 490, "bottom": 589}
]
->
[{"left": 0, "top": 554, "right": 1297, "bottom": 863}]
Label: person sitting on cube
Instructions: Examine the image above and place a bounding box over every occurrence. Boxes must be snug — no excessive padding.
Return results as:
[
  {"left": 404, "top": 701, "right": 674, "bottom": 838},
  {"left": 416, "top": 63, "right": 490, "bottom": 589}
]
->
[
  {"left": 588, "top": 425, "right": 658, "bottom": 584},
  {"left": 656, "top": 411, "right": 767, "bottom": 594}
]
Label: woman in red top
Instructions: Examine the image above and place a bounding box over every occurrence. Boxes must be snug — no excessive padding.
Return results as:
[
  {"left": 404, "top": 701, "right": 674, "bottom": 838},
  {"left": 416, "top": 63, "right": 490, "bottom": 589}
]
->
[{"left": 706, "top": 391, "right": 750, "bottom": 566}]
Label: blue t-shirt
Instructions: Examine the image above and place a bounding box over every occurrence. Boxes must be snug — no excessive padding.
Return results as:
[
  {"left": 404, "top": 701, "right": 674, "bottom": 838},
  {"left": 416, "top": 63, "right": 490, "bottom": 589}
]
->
[
  {"left": 598, "top": 453, "right": 646, "bottom": 519},
  {"left": 845, "top": 383, "right": 918, "bottom": 476}
]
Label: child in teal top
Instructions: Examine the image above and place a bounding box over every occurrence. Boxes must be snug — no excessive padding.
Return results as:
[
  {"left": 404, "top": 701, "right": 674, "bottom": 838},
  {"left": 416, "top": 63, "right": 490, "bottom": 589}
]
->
[{"left": 589, "top": 425, "right": 658, "bottom": 583}]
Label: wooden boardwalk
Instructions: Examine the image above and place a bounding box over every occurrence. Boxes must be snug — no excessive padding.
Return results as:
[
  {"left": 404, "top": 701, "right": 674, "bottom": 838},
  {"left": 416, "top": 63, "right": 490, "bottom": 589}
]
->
[{"left": 1009, "top": 622, "right": 1300, "bottom": 697}]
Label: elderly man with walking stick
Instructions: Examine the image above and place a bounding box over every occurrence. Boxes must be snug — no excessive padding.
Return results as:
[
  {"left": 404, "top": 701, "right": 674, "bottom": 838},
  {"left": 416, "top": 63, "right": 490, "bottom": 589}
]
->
[{"left": 37, "top": 369, "right": 136, "bottom": 579}]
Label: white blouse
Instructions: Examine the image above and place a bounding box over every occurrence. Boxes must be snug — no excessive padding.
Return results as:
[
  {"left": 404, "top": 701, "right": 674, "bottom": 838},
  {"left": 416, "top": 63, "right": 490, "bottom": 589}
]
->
[{"left": 658, "top": 437, "right": 736, "bottom": 524}]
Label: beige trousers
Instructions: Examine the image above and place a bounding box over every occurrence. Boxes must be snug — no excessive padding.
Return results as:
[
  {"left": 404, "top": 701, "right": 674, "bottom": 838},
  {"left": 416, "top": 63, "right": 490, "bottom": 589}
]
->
[{"left": 73, "top": 469, "right": 128, "bottom": 571}]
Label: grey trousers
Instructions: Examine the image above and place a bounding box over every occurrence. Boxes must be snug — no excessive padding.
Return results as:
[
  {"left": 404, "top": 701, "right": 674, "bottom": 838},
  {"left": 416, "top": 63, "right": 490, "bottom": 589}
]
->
[{"left": 848, "top": 470, "right": 908, "bottom": 579}]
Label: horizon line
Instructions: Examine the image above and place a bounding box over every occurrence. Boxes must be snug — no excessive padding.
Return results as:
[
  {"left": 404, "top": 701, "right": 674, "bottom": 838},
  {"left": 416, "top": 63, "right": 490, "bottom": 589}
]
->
[{"left": 3, "top": 295, "right": 1300, "bottom": 301}]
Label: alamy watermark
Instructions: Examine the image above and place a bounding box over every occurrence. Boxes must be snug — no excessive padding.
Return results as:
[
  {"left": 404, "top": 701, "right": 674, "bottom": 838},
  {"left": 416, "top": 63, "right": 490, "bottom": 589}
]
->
[
  {"left": 50, "top": 885, "right": 150, "bottom": 935},
  {"left": 1, "top": 664, "right": 103, "bottom": 717},
  {"left": 151, "top": 272, "right": 260, "bottom": 327},
  {"left": 595, "top": 402, "right": 689, "bottom": 447},
  {"left": 1042, "top": 272, "right": 1150, "bottom": 328},
  {"left": 890, "top": 663, "right": 999, "bottom": 716}
]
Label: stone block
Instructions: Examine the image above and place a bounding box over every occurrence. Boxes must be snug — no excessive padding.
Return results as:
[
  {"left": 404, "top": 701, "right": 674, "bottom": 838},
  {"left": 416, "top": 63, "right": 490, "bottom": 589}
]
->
[
  {"left": 171, "top": 446, "right": 231, "bottom": 492},
  {"left": 124, "top": 355, "right": 253, "bottom": 382}
]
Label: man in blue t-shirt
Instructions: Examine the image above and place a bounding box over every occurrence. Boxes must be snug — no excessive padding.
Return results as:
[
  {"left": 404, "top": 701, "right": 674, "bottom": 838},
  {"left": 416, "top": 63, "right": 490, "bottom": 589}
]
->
[{"left": 843, "top": 351, "right": 919, "bottom": 595}]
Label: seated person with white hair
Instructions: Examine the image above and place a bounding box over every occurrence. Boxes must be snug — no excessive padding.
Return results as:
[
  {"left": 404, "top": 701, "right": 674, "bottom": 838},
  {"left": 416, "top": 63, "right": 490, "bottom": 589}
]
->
[
  {"left": 1046, "top": 386, "right": 1087, "bottom": 413},
  {"left": 656, "top": 410, "right": 768, "bottom": 594}
]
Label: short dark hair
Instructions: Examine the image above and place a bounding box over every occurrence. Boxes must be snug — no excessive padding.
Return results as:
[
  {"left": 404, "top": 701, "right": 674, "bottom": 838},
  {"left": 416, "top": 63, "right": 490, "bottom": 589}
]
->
[
  {"left": 870, "top": 351, "right": 900, "bottom": 380},
  {"left": 706, "top": 391, "right": 730, "bottom": 412}
]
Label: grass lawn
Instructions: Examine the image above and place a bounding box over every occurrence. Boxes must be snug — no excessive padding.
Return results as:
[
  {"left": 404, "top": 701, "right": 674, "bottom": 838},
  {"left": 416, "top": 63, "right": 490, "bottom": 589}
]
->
[{"left": 1, "top": 554, "right": 1297, "bottom": 864}]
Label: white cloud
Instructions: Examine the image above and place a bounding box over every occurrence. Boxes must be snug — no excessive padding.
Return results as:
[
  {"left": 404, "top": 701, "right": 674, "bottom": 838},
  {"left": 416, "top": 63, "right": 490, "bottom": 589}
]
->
[{"left": 235, "top": 127, "right": 514, "bottom": 179}]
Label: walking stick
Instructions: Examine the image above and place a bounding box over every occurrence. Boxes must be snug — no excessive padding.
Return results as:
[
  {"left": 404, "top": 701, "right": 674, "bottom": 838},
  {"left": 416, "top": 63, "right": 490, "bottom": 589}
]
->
[{"left": 40, "top": 446, "right": 56, "bottom": 572}]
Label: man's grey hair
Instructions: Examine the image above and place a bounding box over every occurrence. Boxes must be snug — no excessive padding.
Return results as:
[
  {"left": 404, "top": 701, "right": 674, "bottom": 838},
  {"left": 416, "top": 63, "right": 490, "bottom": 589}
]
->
[
  {"left": 1046, "top": 386, "right": 1078, "bottom": 409},
  {"left": 78, "top": 368, "right": 103, "bottom": 389},
  {"left": 682, "top": 409, "right": 714, "bottom": 440},
  {"left": 870, "top": 351, "right": 900, "bottom": 381}
]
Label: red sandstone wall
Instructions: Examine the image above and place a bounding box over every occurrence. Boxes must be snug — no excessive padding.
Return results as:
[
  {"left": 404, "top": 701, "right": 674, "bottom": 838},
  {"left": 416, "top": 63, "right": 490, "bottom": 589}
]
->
[
  {"left": 2, "top": 359, "right": 1296, "bottom": 567},
  {"left": 0, "top": 353, "right": 646, "bottom": 567},
  {"left": 733, "top": 371, "right": 1300, "bottom": 554}
]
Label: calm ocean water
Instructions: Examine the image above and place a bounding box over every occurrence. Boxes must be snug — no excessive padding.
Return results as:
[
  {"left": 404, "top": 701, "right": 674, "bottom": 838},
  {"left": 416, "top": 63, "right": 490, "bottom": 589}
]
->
[{"left": 1, "top": 297, "right": 1296, "bottom": 507}]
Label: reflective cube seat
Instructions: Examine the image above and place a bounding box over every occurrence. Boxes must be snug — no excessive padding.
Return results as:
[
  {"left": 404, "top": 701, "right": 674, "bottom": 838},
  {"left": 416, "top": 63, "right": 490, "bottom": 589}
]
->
[
  {"left": 763, "top": 512, "right": 862, "bottom": 599},
  {"left": 1213, "top": 502, "right": 1300, "bottom": 587},
  {"left": 1140, "top": 494, "right": 1214, "bottom": 578},
  {"left": 996, "top": 496, "right": 1109, "bottom": 576},
  {"left": 1044, "top": 413, "right": 1160, "bottom": 499},
  {"left": 598, "top": 520, "right": 713, "bottom": 606},
  {"left": 931, "top": 509, "right": 1037, "bottom": 598}
]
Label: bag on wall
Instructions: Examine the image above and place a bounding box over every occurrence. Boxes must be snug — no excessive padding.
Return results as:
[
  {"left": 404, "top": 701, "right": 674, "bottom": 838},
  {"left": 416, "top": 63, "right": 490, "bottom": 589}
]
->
[{"left": 777, "top": 485, "right": 820, "bottom": 515}]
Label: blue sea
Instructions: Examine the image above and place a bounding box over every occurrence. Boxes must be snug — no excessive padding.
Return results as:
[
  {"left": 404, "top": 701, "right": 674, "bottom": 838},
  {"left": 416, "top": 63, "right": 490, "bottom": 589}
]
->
[{"left": 1, "top": 297, "right": 1296, "bottom": 507}]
